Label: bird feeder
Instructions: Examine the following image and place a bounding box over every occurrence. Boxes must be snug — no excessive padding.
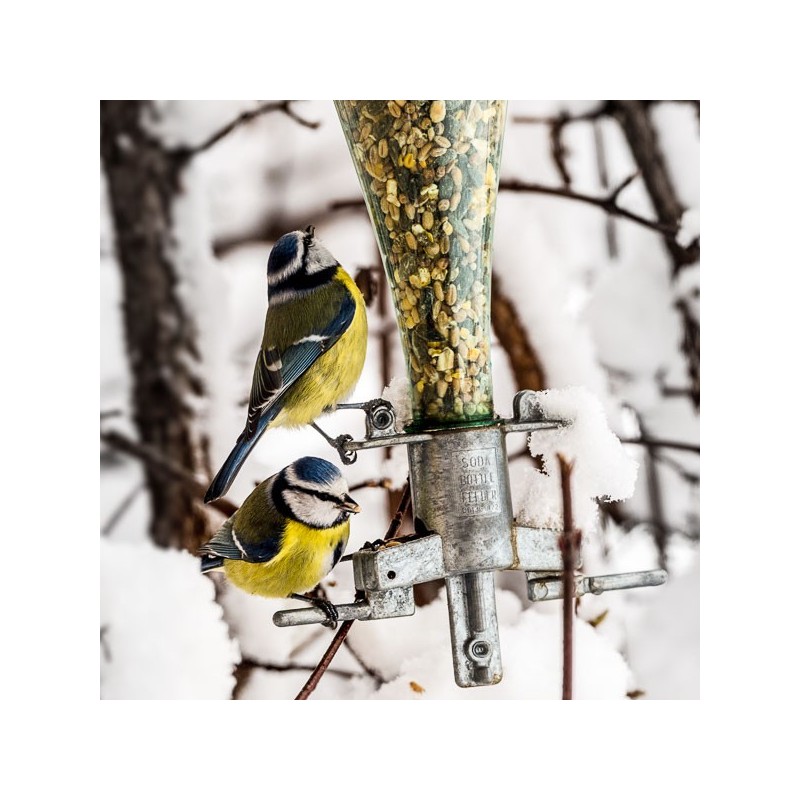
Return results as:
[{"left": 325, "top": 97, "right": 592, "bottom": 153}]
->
[{"left": 274, "top": 100, "right": 666, "bottom": 688}]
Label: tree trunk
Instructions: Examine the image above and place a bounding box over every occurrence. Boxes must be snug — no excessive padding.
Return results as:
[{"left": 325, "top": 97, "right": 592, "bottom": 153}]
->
[
  {"left": 100, "top": 100, "right": 210, "bottom": 551},
  {"left": 610, "top": 100, "right": 700, "bottom": 410}
]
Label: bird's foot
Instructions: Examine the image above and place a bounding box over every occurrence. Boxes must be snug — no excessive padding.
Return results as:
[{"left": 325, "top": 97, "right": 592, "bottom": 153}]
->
[
  {"left": 310, "top": 423, "right": 357, "bottom": 465},
  {"left": 290, "top": 593, "right": 339, "bottom": 629}
]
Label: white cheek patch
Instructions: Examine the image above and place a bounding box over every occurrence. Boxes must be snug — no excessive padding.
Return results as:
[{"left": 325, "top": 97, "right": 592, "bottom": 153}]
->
[{"left": 284, "top": 490, "right": 342, "bottom": 529}]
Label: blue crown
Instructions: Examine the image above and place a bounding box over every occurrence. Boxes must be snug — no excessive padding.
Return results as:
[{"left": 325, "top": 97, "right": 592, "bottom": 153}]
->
[
  {"left": 267, "top": 231, "right": 303, "bottom": 275},
  {"left": 291, "top": 456, "right": 342, "bottom": 486}
]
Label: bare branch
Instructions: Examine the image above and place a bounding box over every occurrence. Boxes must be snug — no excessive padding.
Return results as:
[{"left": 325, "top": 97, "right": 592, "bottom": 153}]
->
[
  {"left": 608, "top": 101, "right": 700, "bottom": 409},
  {"left": 101, "top": 483, "right": 143, "bottom": 537},
  {"left": 499, "top": 175, "right": 679, "bottom": 237},
  {"left": 343, "top": 639, "right": 386, "bottom": 687},
  {"left": 491, "top": 274, "right": 546, "bottom": 392},
  {"left": 329, "top": 197, "right": 366, "bottom": 213},
  {"left": 653, "top": 452, "right": 700, "bottom": 486},
  {"left": 295, "top": 619, "right": 356, "bottom": 700},
  {"left": 386, "top": 483, "right": 412, "bottom": 542},
  {"left": 592, "top": 118, "right": 618, "bottom": 258},
  {"left": 239, "top": 656, "right": 373, "bottom": 682},
  {"left": 513, "top": 100, "right": 697, "bottom": 128},
  {"left": 101, "top": 429, "right": 239, "bottom": 519},
  {"left": 550, "top": 113, "right": 573, "bottom": 187},
  {"left": 350, "top": 478, "right": 393, "bottom": 492},
  {"left": 608, "top": 171, "right": 639, "bottom": 204},
  {"left": 514, "top": 103, "right": 609, "bottom": 126},
  {"left": 620, "top": 437, "right": 699, "bottom": 454},
  {"left": 557, "top": 454, "right": 581, "bottom": 701},
  {"left": 172, "top": 101, "right": 320, "bottom": 163}
]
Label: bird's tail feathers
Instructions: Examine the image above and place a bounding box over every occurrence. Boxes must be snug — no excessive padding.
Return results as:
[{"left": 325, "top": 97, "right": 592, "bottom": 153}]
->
[
  {"left": 204, "top": 407, "right": 279, "bottom": 503},
  {"left": 200, "top": 554, "right": 225, "bottom": 573}
]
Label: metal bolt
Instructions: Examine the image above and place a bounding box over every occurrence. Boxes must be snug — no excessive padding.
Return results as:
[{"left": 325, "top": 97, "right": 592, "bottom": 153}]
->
[
  {"left": 372, "top": 406, "right": 394, "bottom": 430},
  {"left": 467, "top": 639, "right": 491, "bottom": 662}
]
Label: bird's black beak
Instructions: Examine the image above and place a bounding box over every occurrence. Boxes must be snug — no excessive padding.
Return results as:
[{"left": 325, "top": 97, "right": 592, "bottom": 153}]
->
[
  {"left": 336, "top": 494, "right": 361, "bottom": 514},
  {"left": 305, "top": 224, "right": 316, "bottom": 237}
]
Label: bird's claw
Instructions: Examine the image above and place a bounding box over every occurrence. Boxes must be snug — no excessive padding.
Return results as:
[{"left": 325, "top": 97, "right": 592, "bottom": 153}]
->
[
  {"left": 334, "top": 435, "right": 357, "bottom": 465},
  {"left": 312, "top": 598, "right": 340, "bottom": 629}
]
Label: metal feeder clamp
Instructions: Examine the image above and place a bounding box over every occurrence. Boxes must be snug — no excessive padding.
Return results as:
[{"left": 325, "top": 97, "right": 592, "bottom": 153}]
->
[{"left": 273, "top": 101, "right": 666, "bottom": 688}]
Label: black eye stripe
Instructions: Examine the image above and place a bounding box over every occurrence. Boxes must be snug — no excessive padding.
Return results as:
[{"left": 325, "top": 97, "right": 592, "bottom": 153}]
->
[{"left": 296, "top": 486, "right": 342, "bottom": 505}]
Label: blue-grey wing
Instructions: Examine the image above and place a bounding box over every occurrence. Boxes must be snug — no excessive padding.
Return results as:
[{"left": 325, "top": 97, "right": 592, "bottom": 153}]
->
[
  {"left": 198, "top": 519, "right": 283, "bottom": 564},
  {"left": 244, "top": 291, "right": 356, "bottom": 437}
]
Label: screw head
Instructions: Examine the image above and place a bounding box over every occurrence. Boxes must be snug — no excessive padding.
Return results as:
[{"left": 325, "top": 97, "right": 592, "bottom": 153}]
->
[
  {"left": 372, "top": 406, "right": 394, "bottom": 430},
  {"left": 467, "top": 639, "right": 491, "bottom": 661}
]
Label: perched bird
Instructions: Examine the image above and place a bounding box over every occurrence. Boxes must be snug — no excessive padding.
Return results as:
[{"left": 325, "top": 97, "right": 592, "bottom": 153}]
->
[
  {"left": 205, "top": 226, "right": 367, "bottom": 503},
  {"left": 200, "top": 456, "right": 360, "bottom": 627}
]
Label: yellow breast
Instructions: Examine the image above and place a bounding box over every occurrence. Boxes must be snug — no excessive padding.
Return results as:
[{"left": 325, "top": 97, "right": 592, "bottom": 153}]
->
[
  {"left": 222, "top": 519, "right": 350, "bottom": 598},
  {"left": 274, "top": 268, "right": 368, "bottom": 427}
]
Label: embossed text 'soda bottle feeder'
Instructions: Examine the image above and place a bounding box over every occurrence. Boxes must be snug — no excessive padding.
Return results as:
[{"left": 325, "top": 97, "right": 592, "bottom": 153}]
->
[{"left": 274, "top": 101, "right": 666, "bottom": 688}]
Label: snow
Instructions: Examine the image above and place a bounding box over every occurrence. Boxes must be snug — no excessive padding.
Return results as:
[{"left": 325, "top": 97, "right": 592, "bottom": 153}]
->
[
  {"left": 626, "top": 561, "right": 700, "bottom": 699},
  {"left": 363, "top": 589, "right": 631, "bottom": 700},
  {"left": 518, "top": 387, "right": 639, "bottom": 535},
  {"left": 677, "top": 207, "right": 701, "bottom": 248},
  {"left": 100, "top": 540, "right": 240, "bottom": 699},
  {"left": 101, "top": 100, "right": 699, "bottom": 699},
  {"left": 584, "top": 258, "right": 683, "bottom": 376},
  {"left": 381, "top": 375, "right": 413, "bottom": 430}
]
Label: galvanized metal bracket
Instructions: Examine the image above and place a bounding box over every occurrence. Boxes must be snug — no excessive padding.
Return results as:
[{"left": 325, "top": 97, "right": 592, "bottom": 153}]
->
[
  {"left": 526, "top": 569, "right": 668, "bottom": 602},
  {"left": 273, "top": 390, "right": 667, "bottom": 688},
  {"left": 328, "top": 391, "right": 568, "bottom": 464}
]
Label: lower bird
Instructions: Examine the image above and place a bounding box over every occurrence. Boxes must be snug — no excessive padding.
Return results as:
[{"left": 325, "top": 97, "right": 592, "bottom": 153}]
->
[
  {"left": 200, "top": 456, "right": 360, "bottom": 627},
  {"left": 205, "top": 226, "right": 368, "bottom": 503}
]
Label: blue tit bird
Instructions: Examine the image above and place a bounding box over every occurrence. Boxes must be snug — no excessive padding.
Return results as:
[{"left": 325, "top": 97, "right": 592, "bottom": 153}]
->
[
  {"left": 200, "top": 456, "right": 360, "bottom": 627},
  {"left": 205, "top": 225, "right": 368, "bottom": 503}
]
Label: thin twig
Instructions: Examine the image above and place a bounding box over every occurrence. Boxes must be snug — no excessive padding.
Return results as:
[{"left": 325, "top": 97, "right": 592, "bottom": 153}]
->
[
  {"left": 557, "top": 454, "right": 581, "bottom": 701},
  {"left": 349, "top": 478, "right": 392, "bottom": 492},
  {"left": 592, "top": 117, "right": 618, "bottom": 259},
  {"left": 100, "top": 429, "right": 238, "bottom": 517},
  {"left": 172, "top": 101, "right": 320, "bottom": 163},
  {"left": 101, "top": 482, "right": 143, "bottom": 536},
  {"left": 609, "top": 100, "right": 700, "bottom": 408},
  {"left": 386, "top": 482, "right": 412, "bottom": 542},
  {"left": 514, "top": 103, "right": 609, "bottom": 126},
  {"left": 513, "top": 101, "right": 698, "bottom": 127},
  {"left": 329, "top": 197, "right": 366, "bottom": 212},
  {"left": 653, "top": 452, "right": 700, "bottom": 485},
  {"left": 600, "top": 500, "right": 692, "bottom": 541},
  {"left": 295, "top": 620, "right": 357, "bottom": 699},
  {"left": 239, "top": 656, "right": 371, "bottom": 682},
  {"left": 633, "top": 414, "right": 669, "bottom": 570},
  {"left": 619, "top": 437, "right": 699, "bottom": 454},
  {"left": 491, "top": 274, "right": 546, "bottom": 391},
  {"left": 296, "top": 486, "right": 411, "bottom": 700},
  {"left": 550, "top": 113, "right": 572, "bottom": 187},
  {"left": 499, "top": 176, "right": 678, "bottom": 236},
  {"left": 100, "top": 409, "right": 122, "bottom": 421},
  {"left": 343, "top": 640, "right": 386, "bottom": 687}
]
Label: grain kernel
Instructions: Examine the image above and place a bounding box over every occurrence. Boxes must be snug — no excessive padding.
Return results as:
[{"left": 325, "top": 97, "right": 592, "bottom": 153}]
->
[{"left": 429, "top": 101, "right": 446, "bottom": 123}]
